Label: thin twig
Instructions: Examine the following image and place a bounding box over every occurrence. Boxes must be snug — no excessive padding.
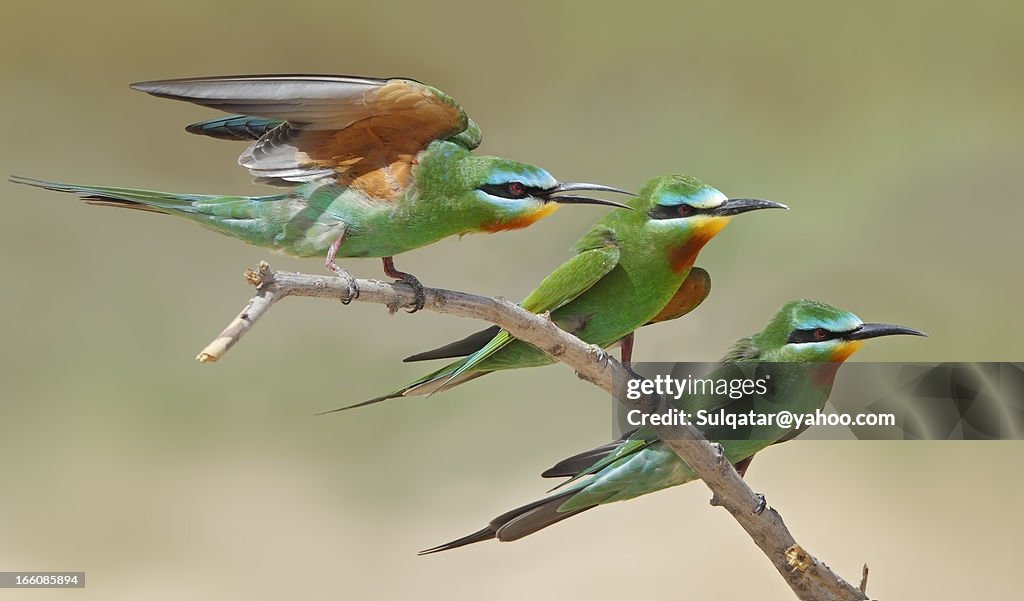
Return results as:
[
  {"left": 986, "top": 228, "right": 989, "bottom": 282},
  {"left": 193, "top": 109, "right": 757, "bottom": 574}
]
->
[
  {"left": 196, "top": 264, "right": 284, "bottom": 363},
  {"left": 199, "top": 262, "right": 868, "bottom": 601}
]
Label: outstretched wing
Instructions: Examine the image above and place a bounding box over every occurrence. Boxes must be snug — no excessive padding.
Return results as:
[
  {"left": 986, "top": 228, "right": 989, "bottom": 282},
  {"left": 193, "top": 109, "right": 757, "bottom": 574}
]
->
[{"left": 131, "top": 75, "right": 476, "bottom": 195}]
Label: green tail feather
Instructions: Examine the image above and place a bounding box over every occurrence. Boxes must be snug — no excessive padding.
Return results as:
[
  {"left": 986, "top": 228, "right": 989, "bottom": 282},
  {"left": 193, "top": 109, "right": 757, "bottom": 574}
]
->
[
  {"left": 319, "top": 359, "right": 493, "bottom": 414},
  {"left": 11, "top": 176, "right": 216, "bottom": 213},
  {"left": 10, "top": 175, "right": 290, "bottom": 248},
  {"left": 319, "top": 363, "right": 460, "bottom": 414}
]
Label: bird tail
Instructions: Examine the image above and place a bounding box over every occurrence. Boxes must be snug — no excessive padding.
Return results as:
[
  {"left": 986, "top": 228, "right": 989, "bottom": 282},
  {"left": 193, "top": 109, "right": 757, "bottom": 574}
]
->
[
  {"left": 317, "top": 365, "right": 489, "bottom": 414},
  {"left": 11, "top": 175, "right": 223, "bottom": 216},
  {"left": 403, "top": 325, "right": 501, "bottom": 362},
  {"left": 540, "top": 440, "right": 628, "bottom": 479},
  {"left": 418, "top": 487, "right": 594, "bottom": 555},
  {"left": 10, "top": 175, "right": 295, "bottom": 248}
]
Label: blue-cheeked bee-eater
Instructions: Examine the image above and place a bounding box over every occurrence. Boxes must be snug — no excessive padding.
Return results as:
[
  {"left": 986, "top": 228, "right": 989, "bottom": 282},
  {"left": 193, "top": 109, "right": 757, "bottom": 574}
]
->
[
  {"left": 330, "top": 174, "right": 787, "bottom": 411},
  {"left": 420, "top": 299, "right": 926, "bottom": 552},
  {"left": 11, "top": 75, "right": 633, "bottom": 311}
]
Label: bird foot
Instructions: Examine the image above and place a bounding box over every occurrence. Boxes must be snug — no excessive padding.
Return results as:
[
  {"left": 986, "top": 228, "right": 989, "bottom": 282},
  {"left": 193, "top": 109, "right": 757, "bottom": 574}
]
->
[
  {"left": 382, "top": 257, "right": 425, "bottom": 313},
  {"left": 326, "top": 263, "right": 359, "bottom": 304},
  {"left": 753, "top": 493, "right": 767, "bottom": 515},
  {"left": 588, "top": 344, "right": 610, "bottom": 368},
  {"left": 396, "top": 273, "right": 426, "bottom": 313}
]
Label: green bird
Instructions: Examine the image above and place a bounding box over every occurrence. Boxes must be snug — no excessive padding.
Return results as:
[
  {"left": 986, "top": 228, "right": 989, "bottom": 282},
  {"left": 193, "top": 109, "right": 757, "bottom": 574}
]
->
[
  {"left": 10, "top": 75, "right": 632, "bottom": 311},
  {"left": 419, "top": 299, "right": 926, "bottom": 553},
  {"left": 329, "top": 174, "right": 787, "bottom": 412}
]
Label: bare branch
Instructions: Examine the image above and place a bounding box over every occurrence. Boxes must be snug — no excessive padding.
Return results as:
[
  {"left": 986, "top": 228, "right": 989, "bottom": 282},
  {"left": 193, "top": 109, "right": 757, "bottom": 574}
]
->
[
  {"left": 199, "top": 262, "right": 868, "bottom": 601},
  {"left": 197, "top": 264, "right": 283, "bottom": 363}
]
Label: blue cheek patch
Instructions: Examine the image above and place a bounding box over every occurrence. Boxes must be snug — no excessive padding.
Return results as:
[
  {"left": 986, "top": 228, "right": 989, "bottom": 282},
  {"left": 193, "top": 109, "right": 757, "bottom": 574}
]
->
[
  {"left": 795, "top": 312, "right": 863, "bottom": 333},
  {"left": 657, "top": 187, "right": 727, "bottom": 210},
  {"left": 486, "top": 168, "right": 557, "bottom": 189}
]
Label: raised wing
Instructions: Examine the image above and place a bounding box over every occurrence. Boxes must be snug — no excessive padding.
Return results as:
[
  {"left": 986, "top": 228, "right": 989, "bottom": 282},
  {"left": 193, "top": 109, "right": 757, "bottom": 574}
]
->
[{"left": 131, "top": 75, "right": 476, "bottom": 195}]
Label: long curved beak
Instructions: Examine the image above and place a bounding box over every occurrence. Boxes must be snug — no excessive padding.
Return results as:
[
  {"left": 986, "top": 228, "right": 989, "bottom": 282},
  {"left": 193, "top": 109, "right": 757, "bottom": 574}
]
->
[
  {"left": 712, "top": 198, "right": 789, "bottom": 216},
  {"left": 541, "top": 182, "right": 636, "bottom": 210},
  {"left": 846, "top": 323, "right": 928, "bottom": 340}
]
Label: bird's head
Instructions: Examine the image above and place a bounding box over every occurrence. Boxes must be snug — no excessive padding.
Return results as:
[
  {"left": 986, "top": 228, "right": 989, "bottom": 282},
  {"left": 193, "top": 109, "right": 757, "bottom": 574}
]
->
[
  {"left": 628, "top": 174, "right": 787, "bottom": 272},
  {"left": 451, "top": 154, "right": 634, "bottom": 232},
  {"left": 757, "top": 299, "right": 927, "bottom": 362}
]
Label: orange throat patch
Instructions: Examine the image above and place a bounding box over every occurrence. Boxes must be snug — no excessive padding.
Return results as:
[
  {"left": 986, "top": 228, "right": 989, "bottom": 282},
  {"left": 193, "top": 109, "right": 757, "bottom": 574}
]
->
[
  {"left": 829, "top": 340, "right": 864, "bottom": 363},
  {"left": 668, "top": 218, "right": 729, "bottom": 273},
  {"left": 483, "top": 203, "right": 560, "bottom": 233}
]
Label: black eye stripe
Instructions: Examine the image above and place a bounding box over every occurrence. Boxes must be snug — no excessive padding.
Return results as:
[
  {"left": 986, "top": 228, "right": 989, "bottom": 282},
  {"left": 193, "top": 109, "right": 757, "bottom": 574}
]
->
[
  {"left": 787, "top": 328, "right": 849, "bottom": 344},
  {"left": 478, "top": 182, "right": 543, "bottom": 200},
  {"left": 647, "top": 204, "right": 709, "bottom": 220}
]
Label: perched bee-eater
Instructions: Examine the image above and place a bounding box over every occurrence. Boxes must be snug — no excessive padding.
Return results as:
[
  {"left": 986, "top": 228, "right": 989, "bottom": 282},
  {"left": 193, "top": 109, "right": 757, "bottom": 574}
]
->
[
  {"left": 330, "top": 174, "right": 787, "bottom": 411},
  {"left": 403, "top": 265, "right": 714, "bottom": 368},
  {"left": 10, "top": 75, "right": 632, "bottom": 311},
  {"left": 420, "top": 299, "right": 926, "bottom": 552}
]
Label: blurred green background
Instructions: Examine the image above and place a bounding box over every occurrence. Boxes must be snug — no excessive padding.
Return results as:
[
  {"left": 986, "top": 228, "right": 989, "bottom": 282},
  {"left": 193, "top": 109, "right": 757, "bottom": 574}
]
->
[{"left": 2, "top": 1, "right": 1022, "bottom": 599}]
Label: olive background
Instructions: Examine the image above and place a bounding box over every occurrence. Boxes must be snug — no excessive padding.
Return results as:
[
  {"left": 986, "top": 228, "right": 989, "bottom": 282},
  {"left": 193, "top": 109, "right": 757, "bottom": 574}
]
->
[{"left": 2, "top": 2, "right": 1022, "bottom": 599}]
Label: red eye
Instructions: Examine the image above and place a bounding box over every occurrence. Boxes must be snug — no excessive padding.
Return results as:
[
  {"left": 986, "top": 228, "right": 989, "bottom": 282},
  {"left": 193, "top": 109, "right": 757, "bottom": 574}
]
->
[
  {"left": 677, "top": 204, "right": 696, "bottom": 217},
  {"left": 813, "top": 328, "right": 829, "bottom": 340},
  {"left": 507, "top": 182, "right": 526, "bottom": 197}
]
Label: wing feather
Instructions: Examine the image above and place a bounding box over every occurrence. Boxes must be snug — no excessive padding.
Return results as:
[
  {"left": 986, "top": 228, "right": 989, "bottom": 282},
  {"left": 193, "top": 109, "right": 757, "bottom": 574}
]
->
[
  {"left": 430, "top": 245, "right": 622, "bottom": 384},
  {"left": 132, "top": 75, "right": 474, "bottom": 194}
]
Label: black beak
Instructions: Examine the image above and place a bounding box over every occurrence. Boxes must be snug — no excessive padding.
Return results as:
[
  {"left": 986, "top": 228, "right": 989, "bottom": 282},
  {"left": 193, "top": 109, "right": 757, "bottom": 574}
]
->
[
  {"left": 845, "top": 323, "right": 928, "bottom": 341},
  {"left": 712, "top": 198, "right": 789, "bottom": 216},
  {"left": 542, "top": 182, "right": 635, "bottom": 210}
]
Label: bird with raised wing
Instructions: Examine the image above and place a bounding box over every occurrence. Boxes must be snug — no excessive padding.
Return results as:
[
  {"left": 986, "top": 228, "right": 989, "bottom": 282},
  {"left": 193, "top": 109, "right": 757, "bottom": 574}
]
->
[{"left": 11, "top": 75, "right": 632, "bottom": 311}]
